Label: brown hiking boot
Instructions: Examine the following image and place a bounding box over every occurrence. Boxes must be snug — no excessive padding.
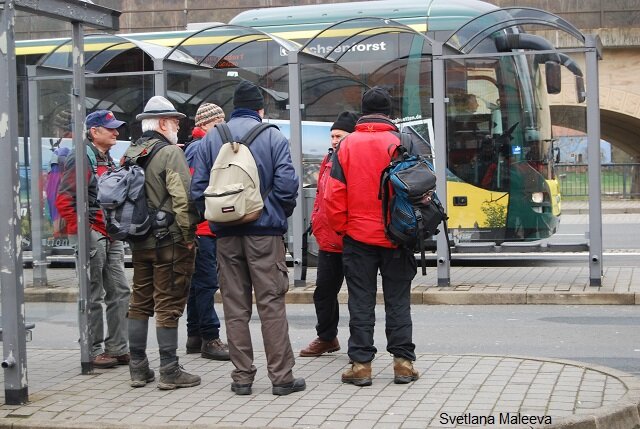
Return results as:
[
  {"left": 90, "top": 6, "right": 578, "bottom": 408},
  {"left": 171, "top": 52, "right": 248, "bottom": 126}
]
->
[
  {"left": 92, "top": 353, "right": 118, "bottom": 369},
  {"left": 129, "top": 358, "right": 155, "bottom": 388},
  {"left": 201, "top": 338, "right": 230, "bottom": 361},
  {"left": 393, "top": 357, "right": 419, "bottom": 384},
  {"left": 186, "top": 336, "right": 202, "bottom": 354},
  {"left": 300, "top": 337, "right": 340, "bottom": 357},
  {"left": 341, "top": 361, "right": 372, "bottom": 386},
  {"left": 114, "top": 353, "right": 130, "bottom": 365},
  {"left": 158, "top": 361, "right": 201, "bottom": 390}
]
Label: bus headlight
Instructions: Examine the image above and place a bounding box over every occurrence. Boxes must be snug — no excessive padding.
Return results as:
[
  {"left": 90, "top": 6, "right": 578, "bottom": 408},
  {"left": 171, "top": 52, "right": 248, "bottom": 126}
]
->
[{"left": 531, "top": 192, "right": 544, "bottom": 204}]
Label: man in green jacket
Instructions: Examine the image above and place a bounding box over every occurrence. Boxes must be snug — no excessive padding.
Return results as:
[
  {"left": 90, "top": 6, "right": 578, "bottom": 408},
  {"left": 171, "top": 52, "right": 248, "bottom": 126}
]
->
[{"left": 124, "top": 96, "right": 199, "bottom": 390}]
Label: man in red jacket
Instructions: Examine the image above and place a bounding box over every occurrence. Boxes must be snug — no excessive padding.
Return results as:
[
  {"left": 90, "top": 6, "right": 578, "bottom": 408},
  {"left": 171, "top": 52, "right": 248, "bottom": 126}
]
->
[
  {"left": 56, "top": 110, "right": 131, "bottom": 369},
  {"left": 324, "top": 87, "right": 419, "bottom": 386},
  {"left": 300, "top": 111, "right": 358, "bottom": 357}
]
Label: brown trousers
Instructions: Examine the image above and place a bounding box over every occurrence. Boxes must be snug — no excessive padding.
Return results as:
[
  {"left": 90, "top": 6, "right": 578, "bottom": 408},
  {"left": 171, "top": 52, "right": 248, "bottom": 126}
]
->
[
  {"left": 217, "top": 235, "right": 295, "bottom": 385},
  {"left": 128, "top": 241, "right": 195, "bottom": 328}
]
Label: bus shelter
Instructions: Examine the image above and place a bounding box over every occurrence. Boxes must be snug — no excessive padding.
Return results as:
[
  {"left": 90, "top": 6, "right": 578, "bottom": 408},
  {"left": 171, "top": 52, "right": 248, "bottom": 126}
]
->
[
  {"left": 439, "top": 7, "right": 602, "bottom": 286},
  {"left": 284, "top": 11, "right": 601, "bottom": 286}
]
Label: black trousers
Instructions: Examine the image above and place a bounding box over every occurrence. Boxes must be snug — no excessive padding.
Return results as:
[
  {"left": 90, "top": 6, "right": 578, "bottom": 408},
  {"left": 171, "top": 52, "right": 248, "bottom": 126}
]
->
[
  {"left": 313, "top": 250, "right": 344, "bottom": 341},
  {"left": 342, "top": 235, "right": 417, "bottom": 363}
]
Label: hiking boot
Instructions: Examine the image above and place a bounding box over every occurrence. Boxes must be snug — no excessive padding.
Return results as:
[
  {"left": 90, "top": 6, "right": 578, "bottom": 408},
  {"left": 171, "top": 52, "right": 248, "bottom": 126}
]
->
[
  {"left": 272, "top": 378, "right": 306, "bottom": 396},
  {"left": 186, "top": 336, "right": 202, "bottom": 354},
  {"left": 92, "top": 353, "right": 118, "bottom": 369},
  {"left": 114, "top": 353, "right": 130, "bottom": 365},
  {"left": 129, "top": 358, "right": 155, "bottom": 388},
  {"left": 299, "top": 337, "right": 340, "bottom": 357},
  {"left": 231, "top": 382, "right": 253, "bottom": 395},
  {"left": 201, "top": 338, "right": 230, "bottom": 361},
  {"left": 341, "top": 361, "right": 372, "bottom": 386},
  {"left": 393, "top": 357, "right": 419, "bottom": 384},
  {"left": 157, "top": 361, "right": 201, "bottom": 390}
]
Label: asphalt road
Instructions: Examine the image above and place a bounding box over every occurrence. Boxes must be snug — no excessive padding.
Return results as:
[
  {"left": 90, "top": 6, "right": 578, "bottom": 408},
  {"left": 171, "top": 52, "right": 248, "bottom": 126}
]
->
[{"left": 25, "top": 303, "right": 640, "bottom": 377}]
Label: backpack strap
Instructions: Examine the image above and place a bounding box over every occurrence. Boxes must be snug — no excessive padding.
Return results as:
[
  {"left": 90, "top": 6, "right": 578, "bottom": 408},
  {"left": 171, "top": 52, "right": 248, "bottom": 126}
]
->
[
  {"left": 240, "top": 123, "right": 279, "bottom": 146},
  {"left": 215, "top": 122, "right": 235, "bottom": 144},
  {"left": 137, "top": 140, "right": 171, "bottom": 211},
  {"left": 86, "top": 146, "right": 98, "bottom": 174}
]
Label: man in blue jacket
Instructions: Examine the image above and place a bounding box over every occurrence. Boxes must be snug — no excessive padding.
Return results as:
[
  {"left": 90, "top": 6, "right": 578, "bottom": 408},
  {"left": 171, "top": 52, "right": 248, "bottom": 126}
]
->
[{"left": 191, "top": 80, "right": 305, "bottom": 396}]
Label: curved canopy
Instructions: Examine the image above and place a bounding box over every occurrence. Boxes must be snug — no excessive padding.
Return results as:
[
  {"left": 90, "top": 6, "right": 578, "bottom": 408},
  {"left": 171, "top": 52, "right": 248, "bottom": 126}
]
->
[
  {"left": 166, "top": 24, "right": 300, "bottom": 68},
  {"left": 299, "top": 16, "right": 435, "bottom": 62},
  {"left": 445, "top": 7, "right": 586, "bottom": 54},
  {"left": 37, "top": 33, "right": 198, "bottom": 73}
]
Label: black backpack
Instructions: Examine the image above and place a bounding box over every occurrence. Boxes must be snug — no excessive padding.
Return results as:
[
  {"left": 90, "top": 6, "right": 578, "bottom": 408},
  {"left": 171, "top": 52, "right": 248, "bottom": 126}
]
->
[{"left": 379, "top": 133, "right": 450, "bottom": 275}]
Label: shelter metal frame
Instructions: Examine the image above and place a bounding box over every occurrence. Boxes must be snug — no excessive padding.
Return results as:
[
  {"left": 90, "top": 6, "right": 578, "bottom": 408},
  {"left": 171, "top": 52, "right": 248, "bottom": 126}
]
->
[{"left": 1, "top": 0, "right": 121, "bottom": 404}]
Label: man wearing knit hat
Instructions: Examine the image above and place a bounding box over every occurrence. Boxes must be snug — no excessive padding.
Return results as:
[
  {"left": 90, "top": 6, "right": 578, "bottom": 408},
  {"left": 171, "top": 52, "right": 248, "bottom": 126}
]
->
[
  {"left": 191, "top": 80, "right": 304, "bottom": 396},
  {"left": 183, "top": 103, "right": 230, "bottom": 361},
  {"left": 324, "top": 86, "right": 420, "bottom": 387},
  {"left": 300, "top": 111, "right": 358, "bottom": 358}
]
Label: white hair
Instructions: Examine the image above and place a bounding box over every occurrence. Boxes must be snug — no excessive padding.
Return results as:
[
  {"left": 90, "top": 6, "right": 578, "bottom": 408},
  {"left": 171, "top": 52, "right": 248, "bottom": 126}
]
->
[{"left": 141, "top": 118, "right": 160, "bottom": 133}]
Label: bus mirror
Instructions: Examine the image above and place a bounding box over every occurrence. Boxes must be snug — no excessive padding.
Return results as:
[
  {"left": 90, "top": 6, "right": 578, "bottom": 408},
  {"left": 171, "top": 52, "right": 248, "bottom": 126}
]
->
[
  {"left": 576, "top": 76, "right": 586, "bottom": 103},
  {"left": 545, "top": 62, "right": 561, "bottom": 94}
]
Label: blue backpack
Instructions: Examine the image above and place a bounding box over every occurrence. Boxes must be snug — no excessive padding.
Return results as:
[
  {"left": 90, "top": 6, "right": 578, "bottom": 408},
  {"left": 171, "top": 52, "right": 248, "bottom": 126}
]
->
[{"left": 379, "top": 133, "right": 449, "bottom": 274}]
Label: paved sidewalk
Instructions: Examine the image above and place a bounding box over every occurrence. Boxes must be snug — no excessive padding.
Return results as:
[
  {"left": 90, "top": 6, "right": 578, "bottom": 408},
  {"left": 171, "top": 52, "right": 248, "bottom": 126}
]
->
[
  {"left": 1, "top": 349, "right": 640, "bottom": 428},
  {"left": 562, "top": 199, "right": 640, "bottom": 214},
  {"left": 4, "top": 198, "right": 639, "bottom": 428}
]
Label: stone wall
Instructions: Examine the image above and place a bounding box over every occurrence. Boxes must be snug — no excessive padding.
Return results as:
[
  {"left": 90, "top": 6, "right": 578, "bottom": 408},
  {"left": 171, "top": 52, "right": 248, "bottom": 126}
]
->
[{"left": 14, "top": 0, "right": 640, "bottom": 45}]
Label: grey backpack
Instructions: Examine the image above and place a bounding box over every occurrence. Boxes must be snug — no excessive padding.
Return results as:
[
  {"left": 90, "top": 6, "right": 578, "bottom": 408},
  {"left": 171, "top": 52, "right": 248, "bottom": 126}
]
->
[{"left": 97, "top": 142, "right": 168, "bottom": 240}]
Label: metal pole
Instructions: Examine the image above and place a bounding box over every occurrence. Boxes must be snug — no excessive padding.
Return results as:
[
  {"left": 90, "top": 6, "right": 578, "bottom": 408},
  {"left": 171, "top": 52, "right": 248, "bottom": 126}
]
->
[
  {"left": 27, "top": 65, "right": 48, "bottom": 287},
  {"left": 0, "top": 0, "right": 29, "bottom": 405},
  {"left": 288, "top": 50, "right": 306, "bottom": 285},
  {"left": 585, "top": 35, "right": 603, "bottom": 286},
  {"left": 154, "top": 59, "right": 166, "bottom": 97},
  {"left": 432, "top": 42, "right": 450, "bottom": 286},
  {"left": 71, "top": 22, "right": 93, "bottom": 374}
]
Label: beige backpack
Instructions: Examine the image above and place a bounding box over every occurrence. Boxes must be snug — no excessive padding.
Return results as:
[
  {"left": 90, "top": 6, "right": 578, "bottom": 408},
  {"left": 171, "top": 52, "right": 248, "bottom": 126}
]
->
[{"left": 204, "top": 122, "right": 276, "bottom": 225}]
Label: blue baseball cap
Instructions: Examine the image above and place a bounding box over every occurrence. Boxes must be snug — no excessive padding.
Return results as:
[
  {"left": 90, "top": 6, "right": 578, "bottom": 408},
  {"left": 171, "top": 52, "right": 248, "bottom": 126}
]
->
[{"left": 85, "top": 110, "right": 126, "bottom": 129}]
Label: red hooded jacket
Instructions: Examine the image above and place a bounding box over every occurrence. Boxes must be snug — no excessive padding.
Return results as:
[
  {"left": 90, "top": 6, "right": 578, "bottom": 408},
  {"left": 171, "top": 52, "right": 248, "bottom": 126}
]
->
[
  {"left": 324, "top": 115, "right": 400, "bottom": 248},
  {"left": 311, "top": 150, "right": 343, "bottom": 252}
]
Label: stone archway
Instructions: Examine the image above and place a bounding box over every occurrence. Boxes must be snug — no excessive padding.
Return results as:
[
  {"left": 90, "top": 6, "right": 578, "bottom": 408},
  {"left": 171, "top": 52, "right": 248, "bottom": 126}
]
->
[{"left": 550, "top": 87, "right": 640, "bottom": 198}]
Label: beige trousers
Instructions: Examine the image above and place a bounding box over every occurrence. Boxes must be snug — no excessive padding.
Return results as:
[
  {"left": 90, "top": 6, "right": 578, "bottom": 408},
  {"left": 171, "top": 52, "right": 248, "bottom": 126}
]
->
[{"left": 216, "top": 235, "right": 295, "bottom": 385}]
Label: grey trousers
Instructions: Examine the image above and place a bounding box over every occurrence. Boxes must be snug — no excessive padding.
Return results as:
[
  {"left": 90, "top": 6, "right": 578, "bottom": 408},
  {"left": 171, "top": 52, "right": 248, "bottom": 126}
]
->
[
  {"left": 217, "top": 235, "right": 295, "bottom": 386},
  {"left": 88, "top": 229, "right": 130, "bottom": 357}
]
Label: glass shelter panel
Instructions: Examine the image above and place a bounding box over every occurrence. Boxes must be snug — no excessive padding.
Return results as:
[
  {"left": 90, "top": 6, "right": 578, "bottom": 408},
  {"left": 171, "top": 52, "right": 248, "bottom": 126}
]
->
[
  {"left": 444, "top": 50, "right": 587, "bottom": 243},
  {"left": 24, "top": 74, "right": 153, "bottom": 259}
]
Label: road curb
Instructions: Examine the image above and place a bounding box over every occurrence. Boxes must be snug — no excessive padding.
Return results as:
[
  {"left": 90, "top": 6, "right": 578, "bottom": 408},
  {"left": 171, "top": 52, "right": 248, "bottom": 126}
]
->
[{"left": 24, "top": 287, "right": 640, "bottom": 305}]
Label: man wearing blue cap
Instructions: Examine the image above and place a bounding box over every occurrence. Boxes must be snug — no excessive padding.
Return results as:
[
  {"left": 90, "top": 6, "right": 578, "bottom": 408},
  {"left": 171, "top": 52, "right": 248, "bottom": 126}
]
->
[{"left": 56, "top": 110, "right": 131, "bottom": 369}]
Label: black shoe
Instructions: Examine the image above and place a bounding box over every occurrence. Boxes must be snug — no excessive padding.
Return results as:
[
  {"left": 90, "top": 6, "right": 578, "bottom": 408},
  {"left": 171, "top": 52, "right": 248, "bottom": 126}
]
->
[
  {"left": 231, "top": 382, "right": 252, "bottom": 395},
  {"left": 272, "top": 378, "right": 306, "bottom": 396},
  {"left": 185, "top": 336, "right": 202, "bottom": 354}
]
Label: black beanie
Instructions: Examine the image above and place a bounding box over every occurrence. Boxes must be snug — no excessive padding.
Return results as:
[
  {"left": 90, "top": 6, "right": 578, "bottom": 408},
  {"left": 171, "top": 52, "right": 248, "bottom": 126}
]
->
[
  {"left": 233, "top": 80, "right": 264, "bottom": 111},
  {"left": 330, "top": 111, "right": 358, "bottom": 133},
  {"left": 361, "top": 86, "right": 392, "bottom": 116}
]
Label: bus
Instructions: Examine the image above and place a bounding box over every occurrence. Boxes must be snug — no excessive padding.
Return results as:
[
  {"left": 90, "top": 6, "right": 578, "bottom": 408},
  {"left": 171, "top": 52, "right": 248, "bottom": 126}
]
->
[
  {"left": 16, "top": 0, "right": 583, "bottom": 253},
  {"left": 229, "top": 0, "right": 571, "bottom": 243}
]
